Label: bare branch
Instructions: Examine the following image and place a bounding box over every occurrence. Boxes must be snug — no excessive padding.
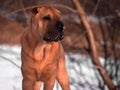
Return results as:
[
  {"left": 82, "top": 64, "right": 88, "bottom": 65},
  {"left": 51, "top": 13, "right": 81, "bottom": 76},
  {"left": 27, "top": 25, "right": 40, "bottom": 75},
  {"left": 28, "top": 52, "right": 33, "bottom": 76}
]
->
[
  {"left": 92, "top": 0, "right": 101, "bottom": 15},
  {"left": 72, "top": 0, "right": 117, "bottom": 90},
  {"left": 1, "top": 56, "right": 20, "bottom": 69},
  {"left": 19, "top": 0, "right": 29, "bottom": 25},
  {"left": 5, "top": 4, "right": 77, "bottom": 16}
]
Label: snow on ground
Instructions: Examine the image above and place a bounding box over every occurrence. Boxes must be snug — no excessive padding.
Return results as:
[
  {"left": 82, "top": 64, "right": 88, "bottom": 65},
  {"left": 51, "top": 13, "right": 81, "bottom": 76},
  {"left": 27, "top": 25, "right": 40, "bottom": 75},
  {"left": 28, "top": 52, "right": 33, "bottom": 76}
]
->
[{"left": 0, "top": 45, "right": 106, "bottom": 90}]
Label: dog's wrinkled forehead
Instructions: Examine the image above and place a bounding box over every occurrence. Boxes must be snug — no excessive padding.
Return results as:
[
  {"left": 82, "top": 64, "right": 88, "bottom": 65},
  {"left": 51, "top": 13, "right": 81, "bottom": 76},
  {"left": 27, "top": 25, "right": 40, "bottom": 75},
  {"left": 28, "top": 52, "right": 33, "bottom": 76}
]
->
[{"left": 31, "top": 6, "right": 61, "bottom": 19}]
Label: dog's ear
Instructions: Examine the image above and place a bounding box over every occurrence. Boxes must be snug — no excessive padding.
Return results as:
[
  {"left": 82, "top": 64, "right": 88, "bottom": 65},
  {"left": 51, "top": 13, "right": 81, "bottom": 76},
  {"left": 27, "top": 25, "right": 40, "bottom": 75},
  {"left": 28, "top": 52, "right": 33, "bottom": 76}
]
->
[{"left": 31, "top": 7, "right": 38, "bottom": 15}]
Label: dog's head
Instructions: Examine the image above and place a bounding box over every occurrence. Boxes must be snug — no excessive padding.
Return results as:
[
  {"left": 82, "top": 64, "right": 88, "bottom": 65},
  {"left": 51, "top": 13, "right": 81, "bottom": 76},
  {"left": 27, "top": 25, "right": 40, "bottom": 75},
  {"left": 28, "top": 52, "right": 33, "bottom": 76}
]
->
[{"left": 31, "top": 6, "right": 64, "bottom": 42}]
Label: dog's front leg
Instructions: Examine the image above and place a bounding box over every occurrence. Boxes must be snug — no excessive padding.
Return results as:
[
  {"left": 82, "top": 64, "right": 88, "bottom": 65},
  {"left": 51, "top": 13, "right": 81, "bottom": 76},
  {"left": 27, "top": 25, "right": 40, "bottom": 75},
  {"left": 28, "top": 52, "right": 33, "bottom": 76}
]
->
[
  {"left": 22, "top": 78, "right": 35, "bottom": 90},
  {"left": 22, "top": 77, "right": 41, "bottom": 90},
  {"left": 21, "top": 61, "right": 37, "bottom": 90},
  {"left": 43, "top": 76, "right": 56, "bottom": 90},
  {"left": 34, "top": 81, "right": 42, "bottom": 90},
  {"left": 57, "top": 58, "right": 70, "bottom": 90}
]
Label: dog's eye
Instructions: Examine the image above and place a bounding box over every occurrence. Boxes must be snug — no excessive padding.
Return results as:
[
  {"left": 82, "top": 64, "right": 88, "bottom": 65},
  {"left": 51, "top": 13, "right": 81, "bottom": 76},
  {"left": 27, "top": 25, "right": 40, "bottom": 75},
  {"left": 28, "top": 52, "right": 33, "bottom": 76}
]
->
[{"left": 43, "top": 16, "right": 51, "bottom": 21}]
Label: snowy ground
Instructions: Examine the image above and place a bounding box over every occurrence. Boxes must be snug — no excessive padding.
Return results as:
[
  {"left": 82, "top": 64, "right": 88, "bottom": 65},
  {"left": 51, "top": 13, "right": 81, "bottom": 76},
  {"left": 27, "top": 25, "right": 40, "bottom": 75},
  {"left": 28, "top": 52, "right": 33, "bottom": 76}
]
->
[{"left": 0, "top": 45, "right": 109, "bottom": 90}]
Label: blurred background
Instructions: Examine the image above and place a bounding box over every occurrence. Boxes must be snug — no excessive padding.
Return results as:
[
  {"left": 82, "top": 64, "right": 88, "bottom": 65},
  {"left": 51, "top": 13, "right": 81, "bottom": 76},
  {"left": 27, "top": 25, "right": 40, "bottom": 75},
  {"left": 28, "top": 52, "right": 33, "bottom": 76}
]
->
[{"left": 0, "top": 0, "right": 120, "bottom": 90}]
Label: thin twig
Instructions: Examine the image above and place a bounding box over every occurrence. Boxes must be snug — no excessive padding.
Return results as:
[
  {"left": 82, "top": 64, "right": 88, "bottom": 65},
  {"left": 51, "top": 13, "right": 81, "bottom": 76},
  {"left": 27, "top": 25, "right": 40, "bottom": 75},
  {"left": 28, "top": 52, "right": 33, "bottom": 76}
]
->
[
  {"left": 1, "top": 56, "right": 20, "bottom": 69},
  {"left": 92, "top": 0, "right": 101, "bottom": 15},
  {"left": 5, "top": 4, "right": 77, "bottom": 16},
  {"left": 90, "top": 0, "right": 101, "bottom": 28},
  {"left": 100, "top": 15, "right": 115, "bottom": 21},
  {"left": 19, "top": 0, "right": 29, "bottom": 25},
  {"left": 66, "top": 30, "right": 87, "bottom": 50}
]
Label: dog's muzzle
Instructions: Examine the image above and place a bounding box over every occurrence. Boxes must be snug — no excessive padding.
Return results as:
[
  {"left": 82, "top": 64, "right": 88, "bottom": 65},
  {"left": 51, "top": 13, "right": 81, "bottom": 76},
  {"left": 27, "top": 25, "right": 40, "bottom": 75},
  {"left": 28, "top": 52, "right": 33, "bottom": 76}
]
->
[
  {"left": 43, "top": 21, "right": 64, "bottom": 42},
  {"left": 56, "top": 21, "right": 64, "bottom": 32},
  {"left": 55, "top": 21, "right": 64, "bottom": 40}
]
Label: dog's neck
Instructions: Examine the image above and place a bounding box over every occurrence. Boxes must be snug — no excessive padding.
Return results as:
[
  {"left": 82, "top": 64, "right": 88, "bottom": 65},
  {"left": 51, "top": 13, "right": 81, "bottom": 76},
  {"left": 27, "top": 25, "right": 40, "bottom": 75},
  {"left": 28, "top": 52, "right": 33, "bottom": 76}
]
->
[{"left": 27, "top": 29, "right": 60, "bottom": 48}]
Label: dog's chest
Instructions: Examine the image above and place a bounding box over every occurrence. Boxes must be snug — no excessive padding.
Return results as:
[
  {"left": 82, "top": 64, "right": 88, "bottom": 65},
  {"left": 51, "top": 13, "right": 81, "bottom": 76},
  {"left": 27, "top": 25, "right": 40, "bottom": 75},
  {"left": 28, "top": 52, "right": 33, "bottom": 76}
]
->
[
  {"left": 34, "top": 44, "right": 46, "bottom": 61},
  {"left": 33, "top": 43, "right": 60, "bottom": 80},
  {"left": 33, "top": 43, "right": 53, "bottom": 61}
]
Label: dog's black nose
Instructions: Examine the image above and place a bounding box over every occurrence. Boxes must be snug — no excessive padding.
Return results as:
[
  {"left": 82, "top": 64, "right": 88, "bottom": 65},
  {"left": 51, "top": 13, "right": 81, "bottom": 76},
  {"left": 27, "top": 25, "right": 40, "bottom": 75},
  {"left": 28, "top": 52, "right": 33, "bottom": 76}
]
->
[{"left": 56, "top": 21, "right": 64, "bottom": 32}]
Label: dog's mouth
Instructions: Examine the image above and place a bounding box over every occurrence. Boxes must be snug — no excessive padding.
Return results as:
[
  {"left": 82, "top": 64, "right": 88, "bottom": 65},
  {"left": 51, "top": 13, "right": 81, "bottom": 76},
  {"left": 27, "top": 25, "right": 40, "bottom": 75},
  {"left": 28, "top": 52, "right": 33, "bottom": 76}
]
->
[
  {"left": 43, "top": 32, "right": 64, "bottom": 42},
  {"left": 43, "top": 20, "right": 64, "bottom": 42}
]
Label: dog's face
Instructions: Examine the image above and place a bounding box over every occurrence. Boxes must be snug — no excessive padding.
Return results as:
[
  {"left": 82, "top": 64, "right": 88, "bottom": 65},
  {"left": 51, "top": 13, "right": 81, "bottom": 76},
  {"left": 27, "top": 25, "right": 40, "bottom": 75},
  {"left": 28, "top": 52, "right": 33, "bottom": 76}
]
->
[{"left": 31, "top": 6, "right": 64, "bottom": 42}]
